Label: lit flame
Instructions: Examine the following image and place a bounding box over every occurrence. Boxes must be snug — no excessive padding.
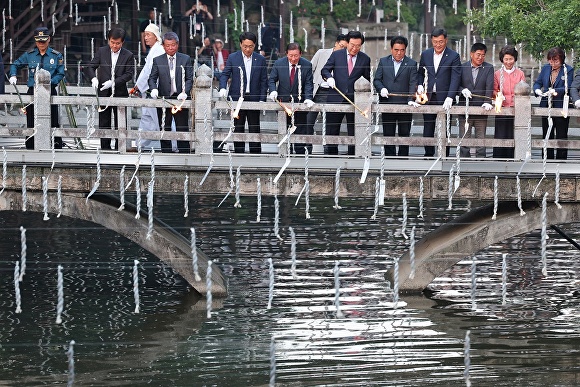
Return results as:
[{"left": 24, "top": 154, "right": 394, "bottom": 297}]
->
[
  {"left": 171, "top": 100, "right": 185, "bottom": 114},
  {"left": 415, "top": 92, "right": 428, "bottom": 105},
  {"left": 494, "top": 91, "right": 505, "bottom": 113},
  {"left": 362, "top": 109, "right": 369, "bottom": 118}
]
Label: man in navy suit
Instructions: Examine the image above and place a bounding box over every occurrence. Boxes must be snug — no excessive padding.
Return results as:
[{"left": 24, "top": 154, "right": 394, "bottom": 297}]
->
[
  {"left": 218, "top": 32, "right": 268, "bottom": 154},
  {"left": 458, "top": 42, "right": 494, "bottom": 158},
  {"left": 85, "top": 28, "right": 135, "bottom": 150},
  {"left": 321, "top": 30, "right": 371, "bottom": 155},
  {"left": 373, "top": 35, "right": 420, "bottom": 157},
  {"left": 148, "top": 32, "right": 194, "bottom": 153},
  {"left": 418, "top": 28, "right": 461, "bottom": 157},
  {"left": 268, "top": 43, "right": 315, "bottom": 154}
]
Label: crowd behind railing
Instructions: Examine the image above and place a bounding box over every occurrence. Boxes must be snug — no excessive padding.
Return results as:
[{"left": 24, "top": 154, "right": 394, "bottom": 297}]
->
[{"left": 2, "top": 26, "right": 580, "bottom": 161}]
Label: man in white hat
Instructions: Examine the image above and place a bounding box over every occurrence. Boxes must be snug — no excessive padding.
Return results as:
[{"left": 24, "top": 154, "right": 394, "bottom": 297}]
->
[{"left": 131, "top": 23, "right": 164, "bottom": 150}]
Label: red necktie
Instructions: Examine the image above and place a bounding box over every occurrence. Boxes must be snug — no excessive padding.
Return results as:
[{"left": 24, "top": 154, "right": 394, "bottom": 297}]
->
[
  {"left": 290, "top": 64, "right": 296, "bottom": 86},
  {"left": 348, "top": 55, "right": 354, "bottom": 76}
]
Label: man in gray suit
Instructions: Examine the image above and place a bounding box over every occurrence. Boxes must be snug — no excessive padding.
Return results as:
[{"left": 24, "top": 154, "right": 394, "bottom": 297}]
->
[
  {"left": 85, "top": 28, "right": 135, "bottom": 150},
  {"left": 148, "top": 32, "right": 194, "bottom": 153},
  {"left": 458, "top": 42, "right": 494, "bottom": 158},
  {"left": 373, "top": 35, "right": 420, "bottom": 157}
]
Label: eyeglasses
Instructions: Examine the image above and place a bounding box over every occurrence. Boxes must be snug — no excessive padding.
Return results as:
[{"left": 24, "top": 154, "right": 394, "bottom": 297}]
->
[{"left": 241, "top": 44, "right": 255, "bottom": 50}]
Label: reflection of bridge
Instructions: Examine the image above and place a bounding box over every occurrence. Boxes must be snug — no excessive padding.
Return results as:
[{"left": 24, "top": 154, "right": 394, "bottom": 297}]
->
[{"left": 2, "top": 66, "right": 580, "bottom": 296}]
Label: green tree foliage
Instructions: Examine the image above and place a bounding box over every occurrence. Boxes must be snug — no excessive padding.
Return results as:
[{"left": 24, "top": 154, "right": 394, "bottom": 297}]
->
[{"left": 467, "top": 0, "right": 580, "bottom": 60}]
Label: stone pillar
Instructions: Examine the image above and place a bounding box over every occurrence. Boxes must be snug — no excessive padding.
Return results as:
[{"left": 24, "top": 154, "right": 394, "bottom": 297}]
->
[
  {"left": 33, "top": 69, "right": 52, "bottom": 150},
  {"left": 513, "top": 81, "right": 531, "bottom": 160},
  {"left": 278, "top": 110, "right": 288, "bottom": 157},
  {"left": 354, "top": 77, "right": 372, "bottom": 157},
  {"left": 194, "top": 64, "right": 213, "bottom": 154}
]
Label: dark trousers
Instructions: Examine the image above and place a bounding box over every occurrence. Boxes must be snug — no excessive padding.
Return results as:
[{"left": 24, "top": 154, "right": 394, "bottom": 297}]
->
[
  {"left": 382, "top": 112, "right": 412, "bottom": 156},
  {"left": 25, "top": 86, "right": 62, "bottom": 150},
  {"left": 156, "top": 107, "right": 191, "bottom": 153},
  {"left": 493, "top": 115, "right": 514, "bottom": 159},
  {"left": 306, "top": 86, "right": 329, "bottom": 134},
  {"left": 325, "top": 110, "right": 355, "bottom": 155},
  {"left": 287, "top": 111, "right": 311, "bottom": 154},
  {"left": 98, "top": 106, "right": 119, "bottom": 150},
  {"left": 234, "top": 109, "right": 261, "bottom": 153},
  {"left": 542, "top": 116, "right": 569, "bottom": 160}
]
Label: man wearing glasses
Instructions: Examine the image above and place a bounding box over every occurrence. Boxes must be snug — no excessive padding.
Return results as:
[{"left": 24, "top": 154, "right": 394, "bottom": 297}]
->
[{"left": 218, "top": 32, "right": 268, "bottom": 154}]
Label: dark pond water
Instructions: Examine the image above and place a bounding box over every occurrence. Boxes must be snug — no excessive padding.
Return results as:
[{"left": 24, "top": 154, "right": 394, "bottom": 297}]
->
[{"left": 0, "top": 194, "right": 579, "bottom": 386}]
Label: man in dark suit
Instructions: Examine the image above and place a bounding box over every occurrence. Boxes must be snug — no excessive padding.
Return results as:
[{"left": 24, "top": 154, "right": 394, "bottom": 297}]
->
[
  {"left": 321, "top": 30, "right": 371, "bottom": 155},
  {"left": 268, "top": 43, "right": 315, "bottom": 154},
  {"left": 418, "top": 27, "right": 461, "bottom": 157},
  {"left": 373, "top": 35, "right": 420, "bottom": 157},
  {"left": 218, "top": 31, "right": 268, "bottom": 154},
  {"left": 148, "top": 32, "right": 194, "bottom": 153},
  {"left": 85, "top": 28, "right": 135, "bottom": 150},
  {"left": 458, "top": 42, "right": 494, "bottom": 158}
]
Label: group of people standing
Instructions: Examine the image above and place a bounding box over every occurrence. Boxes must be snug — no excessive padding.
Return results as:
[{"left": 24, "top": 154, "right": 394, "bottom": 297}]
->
[{"left": 6, "top": 24, "right": 580, "bottom": 159}]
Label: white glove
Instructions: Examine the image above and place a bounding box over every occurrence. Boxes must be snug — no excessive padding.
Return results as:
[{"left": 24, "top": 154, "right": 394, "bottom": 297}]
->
[
  {"left": 177, "top": 92, "right": 188, "bottom": 101},
  {"left": 461, "top": 88, "right": 472, "bottom": 99},
  {"left": 482, "top": 103, "right": 493, "bottom": 111},
  {"left": 150, "top": 89, "right": 159, "bottom": 99},
  {"left": 380, "top": 88, "right": 389, "bottom": 98},
  {"left": 575, "top": 100, "right": 580, "bottom": 109},
  {"left": 218, "top": 88, "right": 228, "bottom": 98},
  {"left": 100, "top": 80, "right": 113, "bottom": 91},
  {"left": 408, "top": 101, "right": 420, "bottom": 108},
  {"left": 9, "top": 76, "right": 17, "bottom": 85},
  {"left": 304, "top": 99, "right": 314, "bottom": 108},
  {"left": 417, "top": 85, "right": 425, "bottom": 94},
  {"left": 326, "top": 77, "right": 336, "bottom": 89},
  {"left": 442, "top": 97, "right": 453, "bottom": 110},
  {"left": 91, "top": 77, "right": 99, "bottom": 89},
  {"left": 535, "top": 88, "right": 543, "bottom": 97},
  {"left": 269, "top": 91, "right": 278, "bottom": 101}
]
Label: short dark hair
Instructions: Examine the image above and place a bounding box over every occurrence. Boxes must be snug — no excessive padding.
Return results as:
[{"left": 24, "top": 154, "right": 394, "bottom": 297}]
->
[
  {"left": 471, "top": 42, "right": 487, "bottom": 53},
  {"left": 499, "top": 45, "right": 518, "bottom": 62},
  {"left": 390, "top": 35, "right": 408, "bottom": 48},
  {"left": 108, "top": 28, "right": 126, "bottom": 41},
  {"left": 547, "top": 47, "right": 565, "bottom": 63},
  {"left": 162, "top": 31, "right": 179, "bottom": 44},
  {"left": 239, "top": 31, "right": 257, "bottom": 44},
  {"left": 286, "top": 42, "right": 302, "bottom": 53},
  {"left": 336, "top": 34, "right": 347, "bottom": 43},
  {"left": 347, "top": 30, "right": 364, "bottom": 45},
  {"left": 431, "top": 28, "right": 447, "bottom": 38}
]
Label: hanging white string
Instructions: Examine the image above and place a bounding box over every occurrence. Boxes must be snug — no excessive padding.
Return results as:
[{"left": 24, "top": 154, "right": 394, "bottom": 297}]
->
[
  {"left": 56, "top": 265, "right": 64, "bottom": 324},
  {"left": 66, "top": 340, "right": 76, "bottom": 387},
  {"left": 470, "top": 256, "right": 477, "bottom": 310},
  {"left": 14, "top": 261, "right": 22, "bottom": 313},
  {"left": 206, "top": 260, "right": 213, "bottom": 318},
  {"left": 134, "top": 178, "right": 141, "bottom": 219},
  {"left": 274, "top": 189, "right": 282, "bottom": 241},
  {"left": 290, "top": 226, "right": 297, "bottom": 279},
  {"left": 267, "top": 257, "right": 274, "bottom": 309},
  {"left": 133, "top": 259, "right": 140, "bottom": 313},
  {"left": 418, "top": 176, "right": 425, "bottom": 219},
  {"left": 199, "top": 155, "right": 214, "bottom": 186},
  {"left": 42, "top": 176, "right": 50, "bottom": 221},
  {"left": 371, "top": 177, "right": 380, "bottom": 220},
  {"left": 21, "top": 165, "right": 27, "bottom": 212},
  {"left": 86, "top": 148, "right": 101, "bottom": 202},
  {"left": 118, "top": 166, "right": 126, "bottom": 211},
  {"left": 401, "top": 193, "right": 408, "bottom": 239},
  {"left": 269, "top": 336, "right": 276, "bottom": 387},
  {"left": 554, "top": 165, "right": 562, "bottom": 209},
  {"left": 409, "top": 226, "right": 416, "bottom": 279},
  {"left": 18, "top": 226, "right": 26, "bottom": 282},
  {"left": 321, "top": 108, "right": 327, "bottom": 146},
  {"left": 256, "top": 177, "right": 262, "bottom": 222},
  {"left": 379, "top": 147, "right": 385, "bottom": 206},
  {"left": 146, "top": 180, "right": 154, "bottom": 240},
  {"left": 234, "top": 166, "right": 242, "bottom": 208},
  {"left": 464, "top": 330, "right": 471, "bottom": 387},
  {"left": 191, "top": 227, "right": 202, "bottom": 281},
  {"left": 526, "top": 119, "right": 532, "bottom": 159},
  {"left": 218, "top": 151, "right": 235, "bottom": 207},
  {"left": 392, "top": 256, "right": 399, "bottom": 307},
  {"left": 534, "top": 93, "right": 554, "bottom": 196},
  {"left": 334, "top": 261, "right": 344, "bottom": 318},
  {"left": 447, "top": 164, "right": 455, "bottom": 210},
  {"left": 183, "top": 175, "right": 189, "bottom": 217},
  {"left": 541, "top": 192, "right": 548, "bottom": 276},
  {"left": 57, "top": 175, "right": 63, "bottom": 218},
  {"left": 501, "top": 253, "right": 508, "bottom": 305},
  {"left": 333, "top": 167, "right": 342, "bottom": 209},
  {"left": 492, "top": 175, "right": 498, "bottom": 220},
  {"left": 0, "top": 147, "right": 6, "bottom": 195}
]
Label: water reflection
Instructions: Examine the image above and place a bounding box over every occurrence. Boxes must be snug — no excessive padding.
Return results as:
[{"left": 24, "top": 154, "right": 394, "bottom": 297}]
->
[{"left": 0, "top": 196, "right": 579, "bottom": 385}]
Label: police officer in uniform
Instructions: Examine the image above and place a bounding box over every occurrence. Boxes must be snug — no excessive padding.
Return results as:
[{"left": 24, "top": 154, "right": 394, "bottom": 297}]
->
[{"left": 9, "top": 26, "right": 65, "bottom": 149}]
